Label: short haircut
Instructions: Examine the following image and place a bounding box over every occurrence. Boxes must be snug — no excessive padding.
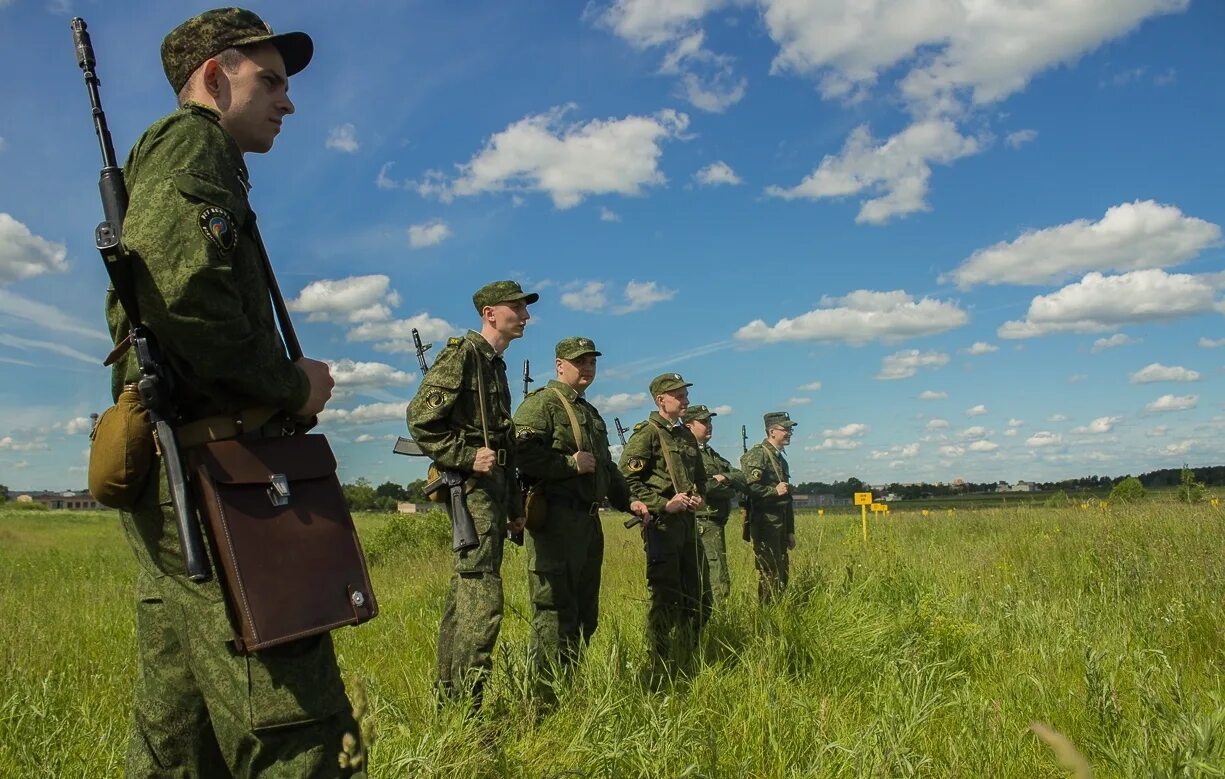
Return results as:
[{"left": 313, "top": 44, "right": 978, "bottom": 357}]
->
[{"left": 176, "top": 46, "right": 248, "bottom": 104}]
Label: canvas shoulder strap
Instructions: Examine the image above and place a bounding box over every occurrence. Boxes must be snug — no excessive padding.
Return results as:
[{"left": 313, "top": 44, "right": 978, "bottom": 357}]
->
[
  {"left": 648, "top": 422, "right": 683, "bottom": 494},
  {"left": 763, "top": 444, "right": 786, "bottom": 483},
  {"left": 547, "top": 386, "right": 585, "bottom": 452}
]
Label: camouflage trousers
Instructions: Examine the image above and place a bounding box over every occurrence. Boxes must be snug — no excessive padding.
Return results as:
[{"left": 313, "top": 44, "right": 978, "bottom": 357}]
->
[
  {"left": 436, "top": 475, "right": 508, "bottom": 707},
  {"left": 750, "top": 513, "right": 790, "bottom": 603},
  {"left": 525, "top": 501, "right": 604, "bottom": 698},
  {"left": 643, "top": 511, "right": 707, "bottom": 675},
  {"left": 696, "top": 517, "right": 730, "bottom": 616},
  {"left": 121, "top": 459, "right": 362, "bottom": 778}
]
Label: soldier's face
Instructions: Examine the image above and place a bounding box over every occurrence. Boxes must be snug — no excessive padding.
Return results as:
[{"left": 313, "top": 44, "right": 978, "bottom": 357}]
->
[
  {"left": 216, "top": 44, "right": 294, "bottom": 154},
  {"left": 687, "top": 418, "right": 712, "bottom": 442},
  {"left": 557, "top": 355, "right": 597, "bottom": 390},
  {"left": 657, "top": 388, "right": 689, "bottom": 420},
  {"left": 488, "top": 300, "right": 531, "bottom": 341},
  {"left": 769, "top": 426, "right": 793, "bottom": 446}
]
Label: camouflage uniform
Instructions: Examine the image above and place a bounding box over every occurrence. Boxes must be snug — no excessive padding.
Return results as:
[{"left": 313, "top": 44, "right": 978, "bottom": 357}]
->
[
  {"left": 741, "top": 412, "right": 797, "bottom": 603},
  {"left": 408, "top": 328, "right": 524, "bottom": 706},
  {"left": 103, "top": 11, "right": 360, "bottom": 777},
  {"left": 681, "top": 406, "right": 746, "bottom": 613},
  {"left": 514, "top": 338, "right": 635, "bottom": 697},
  {"left": 619, "top": 375, "right": 707, "bottom": 677}
]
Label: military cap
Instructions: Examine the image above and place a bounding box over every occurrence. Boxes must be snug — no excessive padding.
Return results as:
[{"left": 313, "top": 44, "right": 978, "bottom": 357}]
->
[
  {"left": 472, "top": 280, "right": 539, "bottom": 313},
  {"left": 161, "top": 8, "right": 314, "bottom": 94},
  {"left": 682, "top": 404, "right": 717, "bottom": 423},
  {"left": 556, "top": 336, "right": 601, "bottom": 360},
  {"left": 764, "top": 411, "right": 798, "bottom": 430},
  {"left": 649, "top": 372, "right": 692, "bottom": 396}
]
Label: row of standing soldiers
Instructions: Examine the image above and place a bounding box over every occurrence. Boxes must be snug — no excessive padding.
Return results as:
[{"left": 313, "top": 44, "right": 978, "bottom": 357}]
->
[{"left": 408, "top": 280, "right": 800, "bottom": 704}]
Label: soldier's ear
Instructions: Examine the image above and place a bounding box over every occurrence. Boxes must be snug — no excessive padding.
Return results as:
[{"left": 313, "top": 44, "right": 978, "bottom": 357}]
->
[{"left": 199, "top": 59, "right": 226, "bottom": 100}]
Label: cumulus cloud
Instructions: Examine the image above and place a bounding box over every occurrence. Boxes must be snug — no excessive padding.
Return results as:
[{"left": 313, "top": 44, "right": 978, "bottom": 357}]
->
[
  {"left": 1162, "top": 440, "right": 1195, "bottom": 455},
  {"left": 288, "top": 275, "right": 400, "bottom": 324},
  {"left": 876, "top": 350, "right": 950, "bottom": 380},
  {"left": 918, "top": 390, "right": 947, "bottom": 400},
  {"left": 946, "top": 201, "right": 1220, "bottom": 289},
  {"left": 1199, "top": 337, "right": 1225, "bottom": 348},
  {"left": 712, "top": 404, "right": 733, "bottom": 415},
  {"left": 808, "top": 438, "right": 861, "bottom": 451},
  {"left": 787, "top": 397, "right": 813, "bottom": 406},
  {"left": 590, "top": 392, "right": 650, "bottom": 413},
  {"left": 765, "top": 120, "right": 981, "bottom": 224},
  {"left": 319, "top": 401, "right": 408, "bottom": 426},
  {"left": 599, "top": 207, "right": 622, "bottom": 222},
  {"left": 559, "top": 279, "right": 676, "bottom": 314},
  {"left": 62, "top": 417, "right": 94, "bottom": 436},
  {"left": 561, "top": 281, "right": 609, "bottom": 311},
  {"left": 1092, "top": 333, "right": 1136, "bottom": 352},
  {"left": 1007, "top": 418, "right": 1024, "bottom": 428},
  {"left": 736, "top": 289, "right": 967, "bottom": 345},
  {"left": 325, "top": 124, "right": 359, "bottom": 153},
  {"left": 965, "top": 404, "right": 987, "bottom": 416},
  {"left": 998, "top": 270, "right": 1221, "bottom": 339},
  {"left": 938, "top": 445, "right": 964, "bottom": 458},
  {"left": 695, "top": 161, "right": 743, "bottom": 186},
  {"left": 1145, "top": 394, "right": 1197, "bottom": 413},
  {"left": 0, "top": 435, "right": 49, "bottom": 452},
  {"left": 1005, "top": 129, "right": 1038, "bottom": 148},
  {"left": 796, "top": 381, "right": 822, "bottom": 391},
  {"left": 968, "top": 440, "right": 999, "bottom": 452},
  {"left": 1129, "top": 363, "right": 1201, "bottom": 383},
  {"left": 824, "top": 423, "right": 867, "bottom": 437},
  {"left": 346, "top": 312, "right": 460, "bottom": 354},
  {"left": 408, "top": 220, "right": 452, "bottom": 249},
  {"left": 1026, "top": 431, "right": 1061, "bottom": 448},
  {"left": 870, "top": 443, "right": 919, "bottom": 460},
  {"left": 962, "top": 342, "right": 998, "bottom": 355},
  {"left": 615, "top": 280, "right": 677, "bottom": 314},
  {"left": 961, "top": 425, "right": 988, "bottom": 440},
  {"left": 0, "top": 213, "right": 68, "bottom": 283},
  {"left": 1048, "top": 414, "right": 1068, "bottom": 422},
  {"left": 1073, "top": 416, "right": 1119, "bottom": 434},
  {"left": 326, "top": 359, "right": 416, "bottom": 391},
  {"left": 926, "top": 418, "right": 949, "bottom": 430},
  {"left": 429, "top": 106, "right": 689, "bottom": 208}
]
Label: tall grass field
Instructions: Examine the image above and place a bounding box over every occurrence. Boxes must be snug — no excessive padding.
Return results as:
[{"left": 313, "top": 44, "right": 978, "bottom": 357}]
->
[{"left": 2, "top": 501, "right": 1223, "bottom": 777}]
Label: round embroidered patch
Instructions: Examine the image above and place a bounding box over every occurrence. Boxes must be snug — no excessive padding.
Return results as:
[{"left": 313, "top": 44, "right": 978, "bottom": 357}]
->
[
  {"left": 427, "top": 390, "right": 444, "bottom": 409},
  {"left": 751, "top": 468, "right": 763, "bottom": 480},
  {"left": 627, "top": 457, "right": 645, "bottom": 472},
  {"left": 517, "top": 426, "right": 535, "bottom": 440},
  {"left": 198, "top": 206, "right": 237, "bottom": 253}
]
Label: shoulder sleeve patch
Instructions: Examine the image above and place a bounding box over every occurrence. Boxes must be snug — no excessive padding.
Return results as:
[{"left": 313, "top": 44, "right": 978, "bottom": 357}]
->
[
  {"left": 198, "top": 206, "right": 237, "bottom": 254},
  {"left": 751, "top": 468, "right": 763, "bottom": 481},
  {"left": 627, "top": 457, "right": 645, "bottom": 472}
]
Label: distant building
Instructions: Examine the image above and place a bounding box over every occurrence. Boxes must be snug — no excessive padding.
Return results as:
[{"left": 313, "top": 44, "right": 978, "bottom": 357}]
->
[
  {"left": 396, "top": 501, "right": 436, "bottom": 514},
  {"left": 1006, "top": 481, "right": 1036, "bottom": 493},
  {"left": 14, "top": 490, "right": 108, "bottom": 510}
]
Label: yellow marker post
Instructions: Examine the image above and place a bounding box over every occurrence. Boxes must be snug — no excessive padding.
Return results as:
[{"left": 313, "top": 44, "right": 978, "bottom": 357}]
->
[{"left": 854, "top": 491, "right": 873, "bottom": 543}]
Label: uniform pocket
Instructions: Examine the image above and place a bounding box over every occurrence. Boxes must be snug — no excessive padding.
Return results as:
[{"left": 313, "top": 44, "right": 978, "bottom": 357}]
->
[{"left": 246, "top": 635, "right": 349, "bottom": 731}]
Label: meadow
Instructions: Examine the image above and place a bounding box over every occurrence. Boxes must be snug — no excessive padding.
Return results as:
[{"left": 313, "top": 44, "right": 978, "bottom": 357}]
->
[{"left": 1, "top": 499, "right": 1223, "bottom": 777}]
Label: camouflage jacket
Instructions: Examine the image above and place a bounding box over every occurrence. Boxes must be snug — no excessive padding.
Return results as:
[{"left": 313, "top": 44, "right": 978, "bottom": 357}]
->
[
  {"left": 513, "top": 380, "right": 632, "bottom": 510},
  {"left": 407, "top": 330, "right": 523, "bottom": 515},
  {"left": 106, "top": 102, "right": 307, "bottom": 415},
  {"left": 741, "top": 440, "right": 794, "bottom": 532},
  {"left": 618, "top": 412, "right": 706, "bottom": 516},
  {"left": 695, "top": 444, "right": 746, "bottom": 523}
]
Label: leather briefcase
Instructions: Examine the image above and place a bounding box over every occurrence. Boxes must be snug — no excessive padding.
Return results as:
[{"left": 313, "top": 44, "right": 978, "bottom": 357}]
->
[{"left": 187, "top": 434, "right": 378, "bottom": 653}]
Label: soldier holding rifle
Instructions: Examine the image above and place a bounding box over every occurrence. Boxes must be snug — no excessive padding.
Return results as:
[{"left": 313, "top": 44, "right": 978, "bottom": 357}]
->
[
  {"left": 513, "top": 337, "right": 648, "bottom": 703},
  {"left": 682, "top": 404, "right": 746, "bottom": 612},
  {"left": 742, "top": 411, "right": 799, "bottom": 602},
  {"left": 82, "top": 8, "right": 363, "bottom": 775},
  {"left": 618, "top": 373, "right": 707, "bottom": 686},
  {"left": 407, "top": 280, "right": 534, "bottom": 710}
]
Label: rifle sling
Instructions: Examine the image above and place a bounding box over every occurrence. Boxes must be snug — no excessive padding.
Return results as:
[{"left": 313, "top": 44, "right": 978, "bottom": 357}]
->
[{"left": 648, "top": 422, "right": 684, "bottom": 496}]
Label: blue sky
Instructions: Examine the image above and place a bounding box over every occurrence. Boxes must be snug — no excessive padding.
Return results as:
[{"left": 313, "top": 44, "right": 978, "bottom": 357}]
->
[{"left": 1, "top": 0, "right": 1222, "bottom": 491}]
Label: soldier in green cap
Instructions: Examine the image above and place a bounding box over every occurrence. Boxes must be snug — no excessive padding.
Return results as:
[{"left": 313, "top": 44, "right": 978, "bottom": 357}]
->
[
  {"left": 741, "top": 411, "right": 798, "bottom": 602},
  {"left": 682, "top": 405, "right": 746, "bottom": 613},
  {"left": 513, "top": 337, "right": 649, "bottom": 702},
  {"left": 618, "top": 373, "right": 707, "bottom": 684},
  {"left": 102, "top": 8, "right": 365, "bottom": 776},
  {"left": 407, "top": 280, "right": 534, "bottom": 710}
]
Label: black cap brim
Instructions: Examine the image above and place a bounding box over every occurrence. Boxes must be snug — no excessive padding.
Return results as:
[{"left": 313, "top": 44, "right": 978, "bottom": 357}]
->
[{"left": 266, "top": 31, "right": 313, "bottom": 77}]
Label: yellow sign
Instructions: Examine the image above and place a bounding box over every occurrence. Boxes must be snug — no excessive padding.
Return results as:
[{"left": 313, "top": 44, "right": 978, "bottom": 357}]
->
[
  {"left": 854, "top": 492, "right": 873, "bottom": 506},
  {"left": 870, "top": 503, "right": 886, "bottom": 513},
  {"left": 817, "top": 509, "right": 824, "bottom": 516}
]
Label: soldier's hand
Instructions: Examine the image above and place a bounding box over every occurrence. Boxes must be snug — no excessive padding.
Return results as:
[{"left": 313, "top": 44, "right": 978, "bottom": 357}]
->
[
  {"left": 629, "top": 500, "right": 650, "bottom": 519},
  {"left": 775, "top": 481, "right": 790, "bottom": 496},
  {"left": 713, "top": 474, "right": 728, "bottom": 484},
  {"left": 689, "top": 495, "right": 705, "bottom": 511},
  {"left": 294, "top": 358, "right": 334, "bottom": 416},
  {"left": 572, "top": 451, "right": 597, "bottom": 474},
  {"left": 787, "top": 533, "right": 797, "bottom": 550},
  {"left": 472, "top": 447, "right": 498, "bottom": 474},
  {"left": 664, "top": 493, "right": 692, "bottom": 513}
]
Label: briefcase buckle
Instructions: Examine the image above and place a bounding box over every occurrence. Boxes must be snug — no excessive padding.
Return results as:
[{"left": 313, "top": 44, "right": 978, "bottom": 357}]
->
[{"left": 267, "top": 473, "right": 291, "bottom": 507}]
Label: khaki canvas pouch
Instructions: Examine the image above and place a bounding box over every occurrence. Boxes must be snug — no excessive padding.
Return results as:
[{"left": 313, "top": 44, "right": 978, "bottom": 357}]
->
[
  {"left": 524, "top": 487, "right": 548, "bottom": 531},
  {"left": 88, "top": 385, "right": 154, "bottom": 508}
]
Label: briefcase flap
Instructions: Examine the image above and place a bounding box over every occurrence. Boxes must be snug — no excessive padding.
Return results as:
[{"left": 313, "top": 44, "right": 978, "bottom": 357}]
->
[{"left": 192, "top": 434, "right": 336, "bottom": 485}]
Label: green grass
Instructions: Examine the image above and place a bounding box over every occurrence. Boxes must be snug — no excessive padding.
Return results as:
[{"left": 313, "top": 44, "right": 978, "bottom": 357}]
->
[{"left": 2, "top": 500, "right": 1223, "bottom": 777}]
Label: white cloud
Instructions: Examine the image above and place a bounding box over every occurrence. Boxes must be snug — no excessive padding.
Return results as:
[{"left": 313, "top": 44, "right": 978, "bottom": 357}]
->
[
  {"left": 961, "top": 425, "right": 988, "bottom": 440},
  {"left": 408, "top": 220, "right": 452, "bottom": 249},
  {"left": 1145, "top": 425, "right": 1169, "bottom": 438},
  {"left": 591, "top": 392, "right": 650, "bottom": 413},
  {"left": 870, "top": 443, "right": 919, "bottom": 460},
  {"left": 712, "top": 404, "right": 733, "bottom": 415},
  {"left": 1092, "top": 333, "right": 1136, "bottom": 352},
  {"left": 968, "top": 440, "right": 999, "bottom": 452},
  {"left": 326, "top": 359, "right": 416, "bottom": 390},
  {"left": 1072, "top": 416, "right": 1119, "bottom": 434},
  {"left": 1145, "top": 394, "right": 1198, "bottom": 413},
  {"left": 614, "top": 280, "right": 677, "bottom": 314},
  {"left": 0, "top": 435, "right": 49, "bottom": 452},
  {"left": 796, "top": 381, "right": 822, "bottom": 391},
  {"left": 1048, "top": 414, "right": 1068, "bottom": 422},
  {"left": 1007, "top": 418, "right": 1024, "bottom": 428},
  {"left": 998, "top": 270, "right": 1221, "bottom": 339},
  {"left": 808, "top": 438, "right": 861, "bottom": 451},
  {"left": 62, "top": 417, "right": 93, "bottom": 436},
  {"left": 824, "top": 423, "right": 867, "bottom": 437},
  {"left": 1026, "top": 431, "right": 1062, "bottom": 448},
  {"left": 318, "top": 401, "right": 407, "bottom": 426},
  {"left": 946, "top": 201, "right": 1220, "bottom": 288},
  {"left": 0, "top": 288, "right": 110, "bottom": 341},
  {"left": 435, "top": 106, "right": 689, "bottom": 209},
  {"left": 1199, "top": 337, "right": 1225, "bottom": 348},
  {"left": 288, "top": 275, "right": 400, "bottom": 324},
  {"left": 787, "top": 397, "right": 813, "bottom": 406},
  {"left": 962, "top": 342, "right": 998, "bottom": 355},
  {"left": 926, "top": 418, "right": 949, "bottom": 430},
  {"left": 1003, "top": 428, "right": 1018, "bottom": 437},
  {"left": 736, "top": 289, "right": 967, "bottom": 345},
  {"left": 918, "top": 390, "right": 947, "bottom": 401},
  {"left": 695, "top": 161, "right": 743, "bottom": 186},
  {"left": 876, "top": 349, "right": 950, "bottom": 380},
  {"left": 0, "top": 333, "right": 100, "bottom": 365},
  {"left": 561, "top": 281, "right": 609, "bottom": 312},
  {"left": 325, "top": 124, "right": 359, "bottom": 153},
  {"left": 938, "top": 445, "right": 964, "bottom": 458},
  {"left": 346, "top": 312, "right": 460, "bottom": 355},
  {"left": 0, "top": 213, "right": 68, "bottom": 283},
  {"left": 1162, "top": 440, "right": 1195, "bottom": 456},
  {"left": 765, "top": 120, "right": 981, "bottom": 224},
  {"left": 599, "top": 207, "right": 622, "bottom": 222},
  {"left": 965, "top": 404, "right": 987, "bottom": 417},
  {"left": 1129, "top": 363, "right": 1201, "bottom": 383},
  {"left": 1005, "top": 129, "right": 1038, "bottom": 148}
]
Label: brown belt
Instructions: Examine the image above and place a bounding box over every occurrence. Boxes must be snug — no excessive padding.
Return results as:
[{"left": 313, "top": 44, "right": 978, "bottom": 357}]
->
[{"left": 176, "top": 407, "right": 281, "bottom": 448}]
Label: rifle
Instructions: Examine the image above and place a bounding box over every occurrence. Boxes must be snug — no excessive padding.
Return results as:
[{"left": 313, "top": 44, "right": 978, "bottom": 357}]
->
[
  {"left": 740, "top": 424, "right": 752, "bottom": 543},
  {"left": 391, "top": 327, "right": 479, "bottom": 552},
  {"left": 522, "top": 359, "right": 533, "bottom": 399},
  {"left": 71, "top": 18, "right": 209, "bottom": 582}
]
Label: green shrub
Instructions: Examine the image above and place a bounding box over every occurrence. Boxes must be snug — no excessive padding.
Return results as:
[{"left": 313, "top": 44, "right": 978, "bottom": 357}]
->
[
  {"left": 1043, "top": 490, "right": 1073, "bottom": 508},
  {"left": 1109, "top": 476, "right": 1147, "bottom": 504},
  {"left": 363, "top": 509, "right": 450, "bottom": 564},
  {"left": 1177, "top": 465, "right": 1207, "bottom": 504}
]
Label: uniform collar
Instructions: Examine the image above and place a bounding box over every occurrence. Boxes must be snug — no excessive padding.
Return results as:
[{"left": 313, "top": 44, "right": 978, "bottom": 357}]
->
[
  {"left": 181, "top": 101, "right": 251, "bottom": 190},
  {"left": 465, "top": 329, "right": 500, "bottom": 361},
  {"left": 650, "top": 411, "right": 683, "bottom": 430},
  {"left": 547, "top": 379, "right": 581, "bottom": 401}
]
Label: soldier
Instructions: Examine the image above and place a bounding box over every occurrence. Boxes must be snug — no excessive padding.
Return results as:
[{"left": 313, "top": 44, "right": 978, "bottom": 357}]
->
[
  {"left": 514, "top": 337, "right": 649, "bottom": 702},
  {"left": 102, "top": 9, "right": 365, "bottom": 775},
  {"left": 407, "top": 280, "right": 533, "bottom": 710},
  {"left": 741, "top": 411, "right": 798, "bottom": 602},
  {"left": 682, "top": 405, "right": 746, "bottom": 613},
  {"left": 619, "top": 373, "right": 707, "bottom": 684}
]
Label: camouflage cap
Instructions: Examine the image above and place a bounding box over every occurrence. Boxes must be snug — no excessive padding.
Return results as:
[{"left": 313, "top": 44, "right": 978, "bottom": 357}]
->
[
  {"left": 161, "top": 8, "right": 314, "bottom": 94},
  {"left": 682, "top": 404, "right": 717, "bottom": 423},
  {"left": 556, "top": 336, "right": 601, "bottom": 360},
  {"left": 473, "top": 280, "right": 539, "bottom": 313},
  {"left": 649, "top": 372, "right": 692, "bottom": 396},
  {"left": 764, "top": 411, "right": 798, "bottom": 430}
]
